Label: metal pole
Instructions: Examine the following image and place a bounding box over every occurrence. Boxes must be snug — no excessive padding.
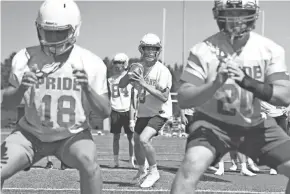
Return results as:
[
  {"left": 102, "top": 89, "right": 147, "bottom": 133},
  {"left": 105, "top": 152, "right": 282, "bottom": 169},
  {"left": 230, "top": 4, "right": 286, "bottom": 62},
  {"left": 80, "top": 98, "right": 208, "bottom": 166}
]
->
[
  {"left": 162, "top": 8, "right": 166, "bottom": 63},
  {"left": 261, "top": 10, "right": 265, "bottom": 36},
  {"left": 182, "top": 0, "right": 186, "bottom": 66}
]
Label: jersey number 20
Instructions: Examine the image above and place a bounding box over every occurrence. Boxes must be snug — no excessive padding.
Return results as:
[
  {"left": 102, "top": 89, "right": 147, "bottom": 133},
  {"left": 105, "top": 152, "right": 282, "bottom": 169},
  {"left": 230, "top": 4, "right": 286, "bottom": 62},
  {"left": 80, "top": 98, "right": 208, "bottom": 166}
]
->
[{"left": 217, "top": 84, "right": 253, "bottom": 117}]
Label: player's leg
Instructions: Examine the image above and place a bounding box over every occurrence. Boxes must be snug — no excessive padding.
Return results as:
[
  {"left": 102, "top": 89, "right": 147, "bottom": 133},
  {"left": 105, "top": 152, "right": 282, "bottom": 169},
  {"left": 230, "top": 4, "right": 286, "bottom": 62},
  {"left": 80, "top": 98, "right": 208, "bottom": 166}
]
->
[
  {"left": 110, "top": 110, "right": 123, "bottom": 167},
  {"left": 133, "top": 118, "right": 149, "bottom": 182},
  {"left": 56, "top": 130, "right": 102, "bottom": 194},
  {"left": 239, "top": 116, "right": 290, "bottom": 194},
  {"left": 122, "top": 112, "right": 135, "bottom": 167},
  {"left": 247, "top": 156, "right": 260, "bottom": 172},
  {"left": 113, "top": 133, "right": 121, "bottom": 167},
  {"left": 214, "top": 158, "right": 225, "bottom": 176},
  {"left": 267, "top": 115, "right": 289, "bottom": 175},
  {"left": 170, "top": 117, "right": 230, "bottom": 194},
  {"left": 45, "top": 156, "right": 54, "bottom": 169},
  {"left": 1, "top": 130, "right": 36, "bottom": 188},
  {"left": 237, "top": 153, "right": 256, "bottom": 176},
  {"left": 275, "top": 115, "right": 288, "bottom": 133},
  {"left": 139, "top": 116, "right": 167, "bottom": 188},
  {"left": 229, "top": 151, "right": 238, "bottom": 171}
]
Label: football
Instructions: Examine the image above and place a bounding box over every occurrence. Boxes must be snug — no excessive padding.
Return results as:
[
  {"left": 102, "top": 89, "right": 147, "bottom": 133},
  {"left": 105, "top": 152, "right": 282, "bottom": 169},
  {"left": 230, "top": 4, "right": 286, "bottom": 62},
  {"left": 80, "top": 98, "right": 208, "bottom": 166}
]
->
[{"left": 128, "top": 63, "right": 144, "bottom": 78}]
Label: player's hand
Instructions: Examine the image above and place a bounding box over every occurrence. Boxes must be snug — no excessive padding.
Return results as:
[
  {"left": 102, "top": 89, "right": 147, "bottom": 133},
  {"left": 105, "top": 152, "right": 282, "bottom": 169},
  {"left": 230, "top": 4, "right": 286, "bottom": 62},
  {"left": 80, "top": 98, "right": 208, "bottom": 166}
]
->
[
  {"left": 26, "top": 47, "right": 55, "bottom": 78},
  {"left": 180, "top": 114, "right": 188, "bottom": 125},
  {"left": 129, "top": 120, "right": 135, "bottom": 132},
  {"left": 20, "top": 71, "right": 38, "bottom": 90},
  {"left": 214, "top": 63, "right": 229, "bottom": 86},
  {"left": 73, "top": 69, "right": 88, "bottom": 89},
  {"left": 130, "top": 71, "right": 146, "bottom": 87},
  {"left": 227, "top": 65, "right": 246, "bottom": 83}
]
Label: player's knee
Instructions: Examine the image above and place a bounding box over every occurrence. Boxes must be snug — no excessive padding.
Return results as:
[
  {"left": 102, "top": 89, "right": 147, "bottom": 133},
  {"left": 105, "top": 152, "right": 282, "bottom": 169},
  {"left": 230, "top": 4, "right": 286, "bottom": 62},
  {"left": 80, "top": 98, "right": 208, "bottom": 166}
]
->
[
  {"left": 182, "top": 150, "right": 213, "bottom": 178},
  {"left": 76, "top": 151, "right": 100, "bottom": 175},
  {"left": 126, "top": 133, "right": 133, "bottom": 140},
  {"left": 139, "top": 135, "right": 151, "bottom": 146},
  {"left": 1, "top": 142, "right": 30, "bottom": 180}
]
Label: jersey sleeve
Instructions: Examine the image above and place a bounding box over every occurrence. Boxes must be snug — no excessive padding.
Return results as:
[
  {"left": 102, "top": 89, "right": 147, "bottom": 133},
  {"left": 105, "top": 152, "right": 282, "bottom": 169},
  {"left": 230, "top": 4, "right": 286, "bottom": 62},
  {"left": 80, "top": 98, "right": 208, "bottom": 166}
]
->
[
  {"left": 85, "top": 54, "right": 108, "bottom": 95},
  {"left": 157, "top": 66, "right": 172, "bottom": 91},
  {"left": 8, "top": 49, "right": 30, "bottom": 88},
  {"left": 180, "top": 43, "right": 208, "bottom": 86},
  {"left": 265, "top": 44, "right": 290, "bottom": 83}
]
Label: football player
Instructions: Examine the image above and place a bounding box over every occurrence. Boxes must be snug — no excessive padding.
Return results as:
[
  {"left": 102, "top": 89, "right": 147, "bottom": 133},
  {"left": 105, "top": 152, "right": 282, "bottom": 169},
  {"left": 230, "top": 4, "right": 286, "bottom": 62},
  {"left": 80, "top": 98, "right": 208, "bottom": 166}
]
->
[
  {"left": 171, "top": 0, "right": 290, "bottom": 193},
  {"left": 45, "top": 156, "right": 54, "bottom": 169},
  {"left": 261, "top": 101, "right": 289, "bottom": 175},
  {"left": 108, "top": 53, "right": 136, "bottom": 168},
  {"left": 119, "top": 33, "right": 173, "bottom": 188},
  {"left": 1, "top": 0, "right": 110, "bottom": 193}
]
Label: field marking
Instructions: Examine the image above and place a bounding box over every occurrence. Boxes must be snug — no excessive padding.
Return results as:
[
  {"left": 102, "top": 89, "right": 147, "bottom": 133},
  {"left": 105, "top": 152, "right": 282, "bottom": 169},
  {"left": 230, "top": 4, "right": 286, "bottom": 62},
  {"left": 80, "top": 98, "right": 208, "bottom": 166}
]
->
[
  {"left": 26, "top": 167, "right": 138, "bottom": 172},
  {"left": 2, "top": 188, "right": 284, "bottom": 193},
  {"left": 1, "top": 132, "right": 106, "bottom": 136}
]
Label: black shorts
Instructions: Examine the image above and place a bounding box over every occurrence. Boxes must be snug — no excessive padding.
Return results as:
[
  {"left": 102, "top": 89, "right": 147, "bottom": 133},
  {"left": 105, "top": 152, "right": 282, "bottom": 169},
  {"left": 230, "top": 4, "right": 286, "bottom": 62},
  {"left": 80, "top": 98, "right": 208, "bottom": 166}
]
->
[
  {"left": 110, "top": 110, "right": 132, "bottom": 134},
  {"left": 135, "top": 115, "right": 167, "bottom": 135},
  {"left": 185, "top": 114, "right": 195, "bottom": 134},
  {"left": 274, "top": 114, "right": 289, "bottom": 135},
  {"left": 186, "top": 112, "right": 290, "bottom": 169}
]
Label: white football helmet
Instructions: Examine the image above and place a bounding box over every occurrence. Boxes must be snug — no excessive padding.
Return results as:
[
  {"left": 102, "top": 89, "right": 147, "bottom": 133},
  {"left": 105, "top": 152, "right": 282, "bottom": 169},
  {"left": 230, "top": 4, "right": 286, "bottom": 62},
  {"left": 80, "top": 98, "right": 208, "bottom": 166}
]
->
[
  {"left": 139, "top": 33, "right": 162, "bottom": 62},
  {"left": 35, "top": 0, "right": 81, "bottom": 56},
  {"left": 212, "top": 0, "right": 259, "bottom": 41},
  {"left": 112, "top": 53, "right": 129, "bottom": 69}
]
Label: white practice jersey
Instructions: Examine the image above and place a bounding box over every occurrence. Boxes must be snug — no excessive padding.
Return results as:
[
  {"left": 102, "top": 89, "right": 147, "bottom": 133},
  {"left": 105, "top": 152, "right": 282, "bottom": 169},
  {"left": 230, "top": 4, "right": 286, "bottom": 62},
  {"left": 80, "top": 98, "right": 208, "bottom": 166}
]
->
[
  {"left": 9, "top": 45, "right": 108, "bottom": 142},
  {"left": 108, "top": 72, "right": 132, "bottom": 112},
  {"left": 180, "top": 32, "right": 289, "bottom": 127},
  {"left": 260, "top": 101, "right": 286, "bottom": 118},
  {"left": 137, "top": 61, "right": 173, "bottom": 119}
]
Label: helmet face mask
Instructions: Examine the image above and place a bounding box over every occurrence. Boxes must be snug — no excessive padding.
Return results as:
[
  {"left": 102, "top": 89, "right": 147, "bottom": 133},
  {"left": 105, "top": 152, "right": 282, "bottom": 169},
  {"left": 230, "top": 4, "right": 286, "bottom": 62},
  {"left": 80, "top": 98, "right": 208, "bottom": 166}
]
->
[
  {"left": 140, "top": 46, "right": 161, "bottom": 62},
  {"left": 36, "top": 23, "right": 77, "bottom": 56},
  {"left": 112, "top": 61, "right": 126, "bottom": 74},
  {"left": 213, "top": 0, "right": 259, "bottom": 42},
  {"left": 112, "top": 53, "right": 129, "bottom": 74},
  {"left": 36, "top": 0, "right": 81, "bottom": 56}
]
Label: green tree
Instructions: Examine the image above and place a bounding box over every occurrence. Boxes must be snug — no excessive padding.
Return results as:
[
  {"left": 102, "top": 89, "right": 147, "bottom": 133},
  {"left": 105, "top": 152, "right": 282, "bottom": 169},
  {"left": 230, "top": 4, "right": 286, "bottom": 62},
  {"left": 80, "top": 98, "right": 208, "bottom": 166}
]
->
[{"left": 1, "top": 52, "right": 16, "bottom": 89}]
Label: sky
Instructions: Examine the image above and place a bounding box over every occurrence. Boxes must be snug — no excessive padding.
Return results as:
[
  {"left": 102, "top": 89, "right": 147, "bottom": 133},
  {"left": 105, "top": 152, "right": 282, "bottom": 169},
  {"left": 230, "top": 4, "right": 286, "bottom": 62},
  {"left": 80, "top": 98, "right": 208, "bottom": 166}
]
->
[{"left": 1, "top": 1, "right": 290, "bottom": 71}]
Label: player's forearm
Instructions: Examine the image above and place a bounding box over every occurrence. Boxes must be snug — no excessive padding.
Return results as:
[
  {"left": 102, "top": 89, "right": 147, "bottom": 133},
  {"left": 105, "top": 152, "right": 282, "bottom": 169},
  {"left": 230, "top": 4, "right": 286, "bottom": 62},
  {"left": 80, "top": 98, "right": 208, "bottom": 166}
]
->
[
  {"left": 129, "top": 102, "right": 136, "bottom": 121},
  {"left": 237, "top": 75, "right": 290, "bottom": 106},
  {"left": 2, "top": 86, "right": 26, "bottom": 109},
  {"left": 118, "top": 73, "right": 130, "bottom": 88},
  {"left": 180, "top": 109, "right": 185, "bottom": 117},
  {"left": 143, "top": 84, "right": 168, "bottom": 103},
  {"left": 83, "top": 87, "right": 111, "bottom": 118},
  {"left": 270, "top": 84, "right": 290, "bottom": 106},
  {"left": 177, "top": 82, "right": 220, "bottom": 109}
]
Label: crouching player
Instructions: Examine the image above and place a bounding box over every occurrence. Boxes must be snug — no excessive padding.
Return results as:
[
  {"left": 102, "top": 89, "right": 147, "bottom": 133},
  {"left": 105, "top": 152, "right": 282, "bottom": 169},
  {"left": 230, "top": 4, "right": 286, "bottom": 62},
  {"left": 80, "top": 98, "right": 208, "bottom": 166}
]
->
[{"left": 1, "top": 0, "right": 110, "bottom": 193}]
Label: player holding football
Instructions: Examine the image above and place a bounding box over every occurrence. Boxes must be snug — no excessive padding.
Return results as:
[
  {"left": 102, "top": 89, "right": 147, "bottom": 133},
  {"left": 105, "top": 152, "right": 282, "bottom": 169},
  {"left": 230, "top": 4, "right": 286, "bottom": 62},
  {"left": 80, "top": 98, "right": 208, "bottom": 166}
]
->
[
  {"left": 171, "top": 0, "right": 290, "bottom": 193},
  {"left": 119, "top": 33, "right": 173, "bottom": 188},
  {"left": 108, "top": 53, "right": 136, "bottom": 168},
  {"left": 1, "top": 0, "right": 110, "bottom": 193}
]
